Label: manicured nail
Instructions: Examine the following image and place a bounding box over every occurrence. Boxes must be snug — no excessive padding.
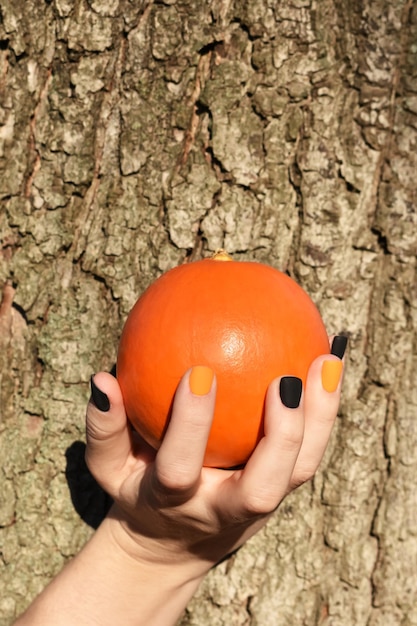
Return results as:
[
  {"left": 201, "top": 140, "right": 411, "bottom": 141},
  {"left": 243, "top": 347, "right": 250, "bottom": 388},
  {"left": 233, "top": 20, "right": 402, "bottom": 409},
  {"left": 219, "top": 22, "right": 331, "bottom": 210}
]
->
[
  {"left": 331, "top": 335, "right": 348, "bottom": 359},
  {"left": 321, "top": 360, "right": 343, "bottom": 393},
  {"left": 90, "top": 376, "right": 110, "bottom": 412},
  {"left": 279, "top": 376, "right": 302, "bottom": 408},
  {"left": 109, "top": 363, "right": 117, "bottom": 378},
  {"left": 189, "top": 366, "right": 214, "bottom": 396}
]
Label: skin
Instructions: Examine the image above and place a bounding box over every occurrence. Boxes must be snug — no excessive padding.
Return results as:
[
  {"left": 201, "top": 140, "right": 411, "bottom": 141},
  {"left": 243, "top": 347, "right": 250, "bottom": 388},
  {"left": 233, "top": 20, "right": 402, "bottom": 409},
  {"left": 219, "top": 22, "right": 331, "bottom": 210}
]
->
[{"left": 14, "top": 351, "right": 343, "bottom": 626}]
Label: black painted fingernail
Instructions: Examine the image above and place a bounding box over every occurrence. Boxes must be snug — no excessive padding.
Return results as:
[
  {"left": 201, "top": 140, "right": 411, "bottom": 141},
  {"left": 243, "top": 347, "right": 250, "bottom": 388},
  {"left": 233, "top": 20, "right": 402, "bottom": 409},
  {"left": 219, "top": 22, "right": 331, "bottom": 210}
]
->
[
  {"left": 331, "top": 335, "right": 348, "bottom": 360},
  {"left": 279, "top": 376, "right": 302, "bottom": 409},
  {"left": 90, "top": 376, "right": 110, "bottom": 412},
  {"left": 109, "top": 363, "right": 117, "bottom": 378}
]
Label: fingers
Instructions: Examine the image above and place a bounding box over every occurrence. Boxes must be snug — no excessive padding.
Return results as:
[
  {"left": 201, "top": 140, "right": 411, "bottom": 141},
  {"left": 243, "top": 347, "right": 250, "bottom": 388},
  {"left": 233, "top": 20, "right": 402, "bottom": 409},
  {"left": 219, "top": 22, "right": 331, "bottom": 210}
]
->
[
  {"left": 218, "top": 376, "right": 305, "bottom": 518},
  {"left": 217, "top": 337, "right": 347, "bottom": 519},
  {"left": 86, "top": 336, "right": 345, "bottom": 523},
  {"left": 291, "top": 350, "right": 344, "bottom": 487},
  {"left": 85, "top": 372, "right": 134, "bottom": 495},
  {"left": 154, "top": 367, "right": 216, "bottom": 499}
]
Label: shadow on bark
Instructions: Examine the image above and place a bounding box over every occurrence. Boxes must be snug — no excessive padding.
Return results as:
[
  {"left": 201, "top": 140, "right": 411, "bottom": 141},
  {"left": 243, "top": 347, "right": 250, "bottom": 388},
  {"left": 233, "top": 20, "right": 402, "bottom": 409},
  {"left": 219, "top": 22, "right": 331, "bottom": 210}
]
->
[{"left": 65, "top": 441, "right": 113, "bottom": 529}]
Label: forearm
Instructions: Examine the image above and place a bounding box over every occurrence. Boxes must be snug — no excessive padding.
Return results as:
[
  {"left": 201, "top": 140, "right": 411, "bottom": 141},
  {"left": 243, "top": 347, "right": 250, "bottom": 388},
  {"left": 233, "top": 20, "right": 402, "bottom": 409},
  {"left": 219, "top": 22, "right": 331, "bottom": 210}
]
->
[{"left": 14, "top": 515, "right": 205, "bottom": 626}]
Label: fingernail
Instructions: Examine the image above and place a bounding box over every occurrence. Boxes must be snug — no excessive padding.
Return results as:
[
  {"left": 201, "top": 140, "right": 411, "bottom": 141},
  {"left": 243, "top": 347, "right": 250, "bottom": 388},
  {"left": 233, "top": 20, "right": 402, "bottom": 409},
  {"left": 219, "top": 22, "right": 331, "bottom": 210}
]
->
[
  {"left": 90, "top": 376, "right": 110, "bottom": 412},
  {"left": 109, "top": 363, "right": 117, "bottom": 378},
  {"left": 279, "top": 376, "right": 302, "bottom": 408},
  {"left": 189, "top": 366, "right": 214, "bottom": 396},
  {"left": 331, "top": 335, "right": 348, "bottom": 360},
  {"left": 321, "top": 360, "right": 343, "bottom": 393}
]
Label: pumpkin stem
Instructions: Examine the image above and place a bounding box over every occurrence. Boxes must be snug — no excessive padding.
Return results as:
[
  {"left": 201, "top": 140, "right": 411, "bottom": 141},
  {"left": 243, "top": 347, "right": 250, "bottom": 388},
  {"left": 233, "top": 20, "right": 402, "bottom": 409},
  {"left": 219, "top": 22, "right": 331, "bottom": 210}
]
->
[{"left": 212, "top": 249, "right": 233, "bottom": 262}]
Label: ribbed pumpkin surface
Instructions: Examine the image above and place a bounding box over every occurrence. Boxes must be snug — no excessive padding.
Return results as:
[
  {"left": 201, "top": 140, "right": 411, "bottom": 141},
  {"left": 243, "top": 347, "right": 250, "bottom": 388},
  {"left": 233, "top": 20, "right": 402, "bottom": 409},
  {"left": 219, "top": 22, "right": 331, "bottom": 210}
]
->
[{"left": 117, "top": 258, "right": 329, "bottom": 468}]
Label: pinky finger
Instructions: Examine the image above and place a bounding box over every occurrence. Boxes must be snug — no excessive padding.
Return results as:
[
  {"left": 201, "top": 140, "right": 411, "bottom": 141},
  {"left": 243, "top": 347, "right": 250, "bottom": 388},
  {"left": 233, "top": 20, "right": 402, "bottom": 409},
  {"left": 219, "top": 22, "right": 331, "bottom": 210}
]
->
[{"left": 290, "top": 354, "right": 344, "bottom": 487}]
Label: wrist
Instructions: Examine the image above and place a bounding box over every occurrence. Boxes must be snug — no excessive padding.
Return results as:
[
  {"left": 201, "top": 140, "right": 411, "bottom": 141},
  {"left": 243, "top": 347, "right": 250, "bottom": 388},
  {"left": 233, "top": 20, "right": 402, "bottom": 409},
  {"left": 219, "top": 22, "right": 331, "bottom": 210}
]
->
[
  {"left": 105, "top": 504, "right": 211, "bottom": 580},
  {"left": 16, "top": 510, "right": 206, "bottom": 626},
  {"left": 97, "top": 512, "right": 206, "bottom": 626}
]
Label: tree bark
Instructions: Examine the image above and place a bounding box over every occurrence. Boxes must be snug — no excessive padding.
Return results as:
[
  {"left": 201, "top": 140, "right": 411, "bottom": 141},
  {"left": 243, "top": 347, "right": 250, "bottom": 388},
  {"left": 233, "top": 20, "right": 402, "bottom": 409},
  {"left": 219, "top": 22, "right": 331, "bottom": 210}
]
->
[{"left": 1, "top": 0, "right": 416, "bottom": 624}]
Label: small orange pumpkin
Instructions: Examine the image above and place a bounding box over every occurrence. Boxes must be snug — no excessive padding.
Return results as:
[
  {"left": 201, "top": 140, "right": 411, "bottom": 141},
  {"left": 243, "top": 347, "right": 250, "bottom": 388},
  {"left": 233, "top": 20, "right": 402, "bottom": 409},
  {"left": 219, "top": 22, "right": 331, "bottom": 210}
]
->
[{"left": 117, "top": 252, "right": 329, "bottom": 468}]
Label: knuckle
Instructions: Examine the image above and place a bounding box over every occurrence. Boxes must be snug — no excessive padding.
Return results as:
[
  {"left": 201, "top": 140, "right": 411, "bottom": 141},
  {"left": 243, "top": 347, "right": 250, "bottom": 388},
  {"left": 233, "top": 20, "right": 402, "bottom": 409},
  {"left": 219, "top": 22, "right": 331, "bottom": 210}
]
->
[
  {"left": 85, "top": 409, "right": 113, "bottom": 443},
  {"left": 86, "top": 410, "right": 124, "bottom": 444},
  {"left": 290, "top": 467, "right": 316, "bottom": 489},
  {"left": 278, "top": 422, "right": 304, "bottom": 451},
  {"left": 85, "top": 420, "right": 106, "bottom": 444},
  {"left": 154, "top": 462, "right": 198, "bottom": 495},
  {"left": 240, "top": 488, "right": 279, "bottom": 516}
]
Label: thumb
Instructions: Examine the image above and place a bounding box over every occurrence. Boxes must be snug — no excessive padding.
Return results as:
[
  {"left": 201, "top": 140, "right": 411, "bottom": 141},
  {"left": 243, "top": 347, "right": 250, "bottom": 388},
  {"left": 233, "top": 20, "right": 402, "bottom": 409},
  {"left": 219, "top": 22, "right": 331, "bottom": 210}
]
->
[{"left": 85, "top": 372, "right": 132, "bottom": 495}]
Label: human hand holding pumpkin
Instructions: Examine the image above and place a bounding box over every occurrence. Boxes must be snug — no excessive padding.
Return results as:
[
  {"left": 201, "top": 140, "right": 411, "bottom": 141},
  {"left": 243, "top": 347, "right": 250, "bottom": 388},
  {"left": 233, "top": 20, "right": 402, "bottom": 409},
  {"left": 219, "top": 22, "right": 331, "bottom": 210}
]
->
[
  {"left": 87, "top": 345, "right": 344, "bottom": 575},
  {"left": 15, "top": 338, "right": 346, "bottom": 626}
]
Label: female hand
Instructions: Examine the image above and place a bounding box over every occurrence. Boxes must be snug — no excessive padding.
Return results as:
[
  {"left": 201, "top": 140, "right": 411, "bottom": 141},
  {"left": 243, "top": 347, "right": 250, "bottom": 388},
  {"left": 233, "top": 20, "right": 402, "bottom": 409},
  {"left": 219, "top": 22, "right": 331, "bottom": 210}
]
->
[
  {"left": 15, "top": 338, "right": 345, "bottom": 626},
  {"left": 86, "top": 342, "right": 345, "bottom": 576}
]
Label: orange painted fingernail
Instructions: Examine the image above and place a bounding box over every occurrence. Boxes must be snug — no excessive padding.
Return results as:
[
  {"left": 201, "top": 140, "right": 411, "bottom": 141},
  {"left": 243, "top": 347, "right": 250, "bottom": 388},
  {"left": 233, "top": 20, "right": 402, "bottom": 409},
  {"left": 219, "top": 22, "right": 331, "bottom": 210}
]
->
[
  {"left": 189, "top": 366, "right": 214, "bottom": 396},
  {"left": 321, "top": 360, "right": 343, "bottom": 393}
]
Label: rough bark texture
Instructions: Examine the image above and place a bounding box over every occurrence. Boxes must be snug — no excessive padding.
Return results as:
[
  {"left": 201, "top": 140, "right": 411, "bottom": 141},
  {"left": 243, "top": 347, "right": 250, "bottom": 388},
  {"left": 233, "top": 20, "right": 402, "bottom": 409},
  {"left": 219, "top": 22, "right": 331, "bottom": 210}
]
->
[{"left": 1, "top": 0, "right": 416, "bottom": 624}]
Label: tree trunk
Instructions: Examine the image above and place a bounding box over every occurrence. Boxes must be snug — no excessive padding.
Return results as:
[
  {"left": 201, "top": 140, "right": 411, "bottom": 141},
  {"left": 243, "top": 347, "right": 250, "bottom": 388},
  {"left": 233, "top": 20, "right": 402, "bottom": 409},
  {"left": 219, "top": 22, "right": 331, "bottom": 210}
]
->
[{"left": 1, "top": 0, "right": 416, "bottom": 624}]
